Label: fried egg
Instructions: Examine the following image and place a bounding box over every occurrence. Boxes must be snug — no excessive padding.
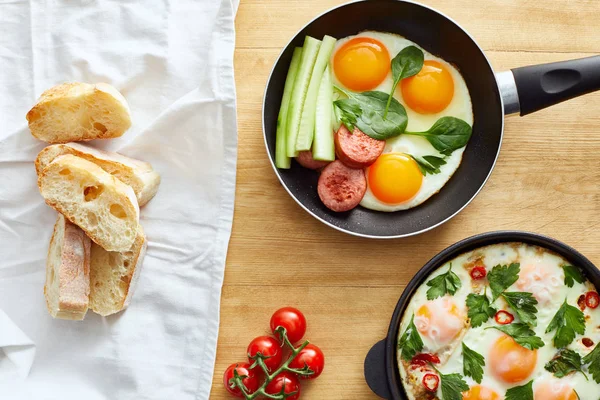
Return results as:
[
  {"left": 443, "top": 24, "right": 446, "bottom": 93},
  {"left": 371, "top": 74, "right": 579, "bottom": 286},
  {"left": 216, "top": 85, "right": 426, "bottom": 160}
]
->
[
  {"left": 397, "top": 243, "right": 600, "bottom": 400},
  {"left": 331, "top": 31, "right": 473, "bottom": 212}
]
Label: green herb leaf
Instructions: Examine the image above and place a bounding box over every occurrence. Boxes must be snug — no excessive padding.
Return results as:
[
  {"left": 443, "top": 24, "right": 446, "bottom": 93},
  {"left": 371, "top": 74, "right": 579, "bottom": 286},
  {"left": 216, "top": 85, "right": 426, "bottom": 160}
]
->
[
  {"left": 404, "top": 116, "right": 472, "bottom": 156},
  {"left": 502, "top": 292, "right": 538, "bottom": 327},
  {"left": 410, "top": 154, "right": 447, "bottom": 176},
  {"left": 398, "top": 314, "right": 424, "bottom": 362},
  {"left": 562, "top": 265, "right": 585, "bottom": 288},
  {"left": 487, "top": 263, "right": 520, "bottom": 300},
  {"left": 384, "top": 46, "right": 424, "bottom": 118},
  {"left": 466, "top": 293, "right": 497, "bottom": 328},
  {"left": 462, "top": 343, "right": 485, "bottom": 384},
  {"left": 583, "top": 342, "right": 600, "bottom": 383},
  {"left": 426, "top": 263, "right": 462, "bottom": 300},
  {"left": 546, "top": 299, "right": 586, "bottom": 348},
  {"left": 505, "top": 380, "right": 533, "bottom": 400},
  {"left": 545, "top": 348, "right": 588, "bottom": 379},
  {"left": 438, "top": 370, "right": 469, "bottom": 400},
  {"left": 488, "top": 323, "right": 545, "bottom": 350},
  {"left": 334, "top": 87, "right": 408, "bottom": 140}
]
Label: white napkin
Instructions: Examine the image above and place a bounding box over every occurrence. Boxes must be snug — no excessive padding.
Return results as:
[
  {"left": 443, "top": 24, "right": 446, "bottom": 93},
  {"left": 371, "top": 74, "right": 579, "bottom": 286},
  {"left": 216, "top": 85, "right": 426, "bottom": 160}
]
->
[{"left": 0, "top": 1, "right": 238, "bottom": 399}]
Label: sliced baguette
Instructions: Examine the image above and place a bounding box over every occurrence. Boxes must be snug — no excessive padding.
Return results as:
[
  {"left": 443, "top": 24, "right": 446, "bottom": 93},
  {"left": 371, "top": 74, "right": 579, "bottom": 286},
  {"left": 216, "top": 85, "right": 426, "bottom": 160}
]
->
[
  {"left": 90, "top": 226, "right": 147, "bottom": 316},
  {"left": 38, "top": 154, "right": 139, "bottom": 252},
  {"left": 35, "top": 143, "right": 161, "bottom": 206},
  {"left": 26, "top": 82, "right": 131, "bottom": 143},
  {"left": 44, "top": 214, "right": 91, "bottom": 320}
]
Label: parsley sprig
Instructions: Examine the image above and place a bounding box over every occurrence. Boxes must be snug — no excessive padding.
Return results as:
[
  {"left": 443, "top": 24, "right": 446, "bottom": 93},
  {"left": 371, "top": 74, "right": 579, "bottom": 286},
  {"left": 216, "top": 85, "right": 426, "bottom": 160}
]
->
[
  {"left": 398, "top": 314, "right": 423, "bottom": 362},
  {"left": 583, "top": 342, "right": 600, "bottom": 383},
  {"left": 505, "top": 380, "right": 533, "bottom": 400},
  {"left": 502, "top": 292, "right": 538, "bottom": 327},
  {"left": 487, "top": 323, "right": 544, "bottom": 350},
  {"left": 544, "top": 348, "right": 588, "bottom": 379},
  {"left": 487, "top": 262, "right": 520, "bottom": 300},
  {"left": 466, "top": 292, "right": 496, "bottom": 328},
  {"left": 433, "top": 368, "right": 469, "bottom": 400},
  {"left": 426, "top": 263, "right": 461, "bottom": 300},
  {"left": 462, "top": 343, "right": 485, "bottom": 384},
  {"left": 562, "top": 264, "right": 585, "bottom": 287},
  {"left": 546, "top": 298, "right": 586, "bottom": 348}
]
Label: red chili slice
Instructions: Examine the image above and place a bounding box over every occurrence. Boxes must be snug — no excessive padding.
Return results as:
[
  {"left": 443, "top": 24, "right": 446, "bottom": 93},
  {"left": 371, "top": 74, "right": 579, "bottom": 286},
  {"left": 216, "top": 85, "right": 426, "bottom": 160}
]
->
[
  {"left": 470, "top": 266, "right": 487, "bottom": 280},
  {"left": 585, "top": 291, "right": 600, "bottom": 309},
  {"left": 410, "top": 353, "right": 441, "bottom": 366},
  {"left": 495, "top": 310, "right": 514, "bottom": 325},
  {"left": 582, "top": 338, "right": 594, "bottom": 348},
  {"left": 578, "top": 294, "right": 587, "bottom": 311},
  {"left": 422, "top": 373, "right": 440, "bottom": 392}
]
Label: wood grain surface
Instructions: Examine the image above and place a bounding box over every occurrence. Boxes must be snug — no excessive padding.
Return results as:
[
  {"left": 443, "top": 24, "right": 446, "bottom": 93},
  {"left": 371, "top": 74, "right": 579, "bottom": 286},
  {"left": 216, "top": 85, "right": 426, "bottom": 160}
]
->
[{"left": 211, "top": 0, "right": 600, "bottom": 398}]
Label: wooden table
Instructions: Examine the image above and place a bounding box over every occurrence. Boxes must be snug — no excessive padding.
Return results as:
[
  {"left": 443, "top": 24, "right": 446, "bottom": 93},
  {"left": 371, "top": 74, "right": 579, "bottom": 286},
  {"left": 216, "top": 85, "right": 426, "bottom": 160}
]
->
[{"left": 212, "top": 0, "right": 600, "bottom": 398}]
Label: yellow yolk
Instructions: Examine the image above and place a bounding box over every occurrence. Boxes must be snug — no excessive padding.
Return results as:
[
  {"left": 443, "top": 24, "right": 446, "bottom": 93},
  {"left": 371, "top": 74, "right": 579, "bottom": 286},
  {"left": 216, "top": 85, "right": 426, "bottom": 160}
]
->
[
  {"left": 462, "top": 385, "right": 501, "bottom": 400},
  {"left": 333, "top": 37, "right": 390, "bottom": 91},
  {"left": 401, "top": 60, "right": 454, "bottom": 114},
  {"left": 368, "top": 153, "right": 422, "bottom": 204},
  {"left": 415, "top": 297, "right": 464, "bottom": 346},
  {"left": 489, "top": 335, "right": 537, "bottom": 383},
  {"left": 534, "top": 380, "right": 577, "bottom": 400}
]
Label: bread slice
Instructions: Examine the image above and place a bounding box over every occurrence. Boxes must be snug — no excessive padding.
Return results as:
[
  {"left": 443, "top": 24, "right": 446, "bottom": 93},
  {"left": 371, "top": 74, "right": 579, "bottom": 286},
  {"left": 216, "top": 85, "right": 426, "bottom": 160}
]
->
[
  {"left": 90, "top": 226, "right": 147, "bottom": 316},
  {"left": 44, "top": 214, "right": 91, "bottom": 320},
  {"left": 26, "top": 82, "right": 131, "bottom": 143},
  {"left": 38, "top": 154, "right": 139, "bottom": 252},
  {"left": 35, "top": 143, "right": 161, "bottom": 206}
]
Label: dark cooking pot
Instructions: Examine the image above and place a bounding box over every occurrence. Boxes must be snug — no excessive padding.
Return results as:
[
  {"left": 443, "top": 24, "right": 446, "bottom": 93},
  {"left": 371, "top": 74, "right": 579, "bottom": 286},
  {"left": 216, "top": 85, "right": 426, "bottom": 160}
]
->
[
  {"left": 363, "top": 230, "right": 600, "bottom": 399},
  {"left": 262, "top": 0, "right": 600, "bottom": 239}
]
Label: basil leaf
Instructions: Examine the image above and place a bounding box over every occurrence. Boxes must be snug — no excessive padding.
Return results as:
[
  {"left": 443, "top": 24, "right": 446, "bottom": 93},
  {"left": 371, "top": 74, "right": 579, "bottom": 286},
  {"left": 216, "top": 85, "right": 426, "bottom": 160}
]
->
[
  {"left": 410, "top": 154, "right": 447, "bottom": 176},
  {"left": 398, "top": 314, "right": 424, "bottom": 361},
  {"left": 466, "top": 293, "right": 496, "bottom": 328},
  {"left": 426, "top": 263, "right": 461, "bottom": 300},
  {"left": 487, "top": 263, "right": 520, "bottom": 301},
  {"left": 562, "top": 264, "right": 585, "bottom": 288},
  {"left": 462, "top": 343, "right": 485, "bottom": 384},
  {"left": 384, "top": 46, "right": 424, "bottom": 118},
  {"left": 505, "top": 380, "right": 533, "bottom": 400},
  {"left": 502, "top": 292, "right": 538, "bottom": 327},
  {"left": 488, "top": 323, "right": 545, "bottom": 350},
  {"left": 583, "top": 342, "right": 600, "bottom": 383},
  {"left": 544, "top": 348, "right": 588, "bottom": 379},
  {"left": 405, "top": 116, "right": 472, "bottom": 155},
  {"left": 334, "top": 87, "right": 408, "bottom": 140},
  {"left": 546, "top": 298, "right": 586, "bottom": 348}
]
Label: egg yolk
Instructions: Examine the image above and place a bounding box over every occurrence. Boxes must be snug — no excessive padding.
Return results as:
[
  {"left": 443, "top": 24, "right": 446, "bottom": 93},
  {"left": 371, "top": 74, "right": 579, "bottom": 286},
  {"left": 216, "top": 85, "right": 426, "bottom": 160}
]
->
[
  {"left": 401, "top": 60, "right": 454, "bottom": 114},
  {"left": 516, "top": 263, "right": 561, "bottom": 305},
  {"left": 368, "top": 153, "right": 422, "bottom": 204},
  {"left": 462, "top": 385, "right": 500, "bottom": 400},
  {"left": 333, "top": 37, "right": 390, "bottom": 91},
  {"left": 489, "top": 335, "right": 537, "bottom": 383},
  {"left": 415, "top": 297, "right": 465, "bottom": 346},
  {"left": 534, "top": 380, "right": 577, "bottom": 400}
]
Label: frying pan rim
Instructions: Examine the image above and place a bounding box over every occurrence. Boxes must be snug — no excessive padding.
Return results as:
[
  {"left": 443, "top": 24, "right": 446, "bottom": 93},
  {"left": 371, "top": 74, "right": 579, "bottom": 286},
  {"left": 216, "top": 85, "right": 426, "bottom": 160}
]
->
[
  {"left": 261, "top": 0, "right": 505, "bottom": 239},
  {"left": 380, "top": 230, "right": 600, "bottom": 399}
]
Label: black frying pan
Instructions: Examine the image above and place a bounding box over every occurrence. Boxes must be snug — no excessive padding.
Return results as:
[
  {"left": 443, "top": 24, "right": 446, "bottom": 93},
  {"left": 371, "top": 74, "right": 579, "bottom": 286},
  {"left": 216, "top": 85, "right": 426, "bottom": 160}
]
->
[
  {"left": 262, "top": 0, "right": 600, "bottom": 239},
  {"left": 363, "top": 231, "right": 600, "bottom": 399}
]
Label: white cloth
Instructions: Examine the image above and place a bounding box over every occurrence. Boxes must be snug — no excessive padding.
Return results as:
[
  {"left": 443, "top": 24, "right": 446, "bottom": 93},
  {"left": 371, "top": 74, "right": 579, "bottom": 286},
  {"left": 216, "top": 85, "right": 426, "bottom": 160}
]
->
[{"left": 0, "top": 1, "right": 239, "bottom": 399}]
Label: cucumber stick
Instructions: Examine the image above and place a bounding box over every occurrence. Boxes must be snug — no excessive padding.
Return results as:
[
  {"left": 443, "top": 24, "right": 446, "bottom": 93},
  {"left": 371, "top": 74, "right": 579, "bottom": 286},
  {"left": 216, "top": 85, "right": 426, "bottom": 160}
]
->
[
  {"left": 313, "top": 66, "right": 335, "bottom": 161},
  {"left": 286, "top": 36, "right": 321, "bottom": 158},
  {"left": 275, "top": 47, "right": 303, "bottom": 169},
  {"left": 295, "top": 35, "right": 337, "bottom": 152}
]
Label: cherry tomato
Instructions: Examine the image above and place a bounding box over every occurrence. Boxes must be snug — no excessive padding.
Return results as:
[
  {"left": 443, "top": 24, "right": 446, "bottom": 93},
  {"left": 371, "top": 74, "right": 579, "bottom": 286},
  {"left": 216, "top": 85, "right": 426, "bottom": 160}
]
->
[
  {"left": 422, "top": 373, "right": 439, "bottom": 392},
  {"left": 494, "top": 310, "right": 514, "bottom": 325},
  {"left": 247, "top": 336, "right": 283, "bottom": 372},
  {"left": 585, "top": 291, "right": 599, "bottom": 309},
  {"left": 470, "top": 266, "right": 487, "bottom": 280},
  {"left": 410, "top": 353, "right": 441, "bottom": 366},
  {"left": 288, "top": 344, "right": 325, "bottom": 379},
  {"left": 270, "top": 307, "right": 307, "bottom": 344},
  {"left": 223, "top": 363, "right": 259, "bottom": 398},
  {"left": 265, "top": 371, "right": 301, "bottom": 400}
]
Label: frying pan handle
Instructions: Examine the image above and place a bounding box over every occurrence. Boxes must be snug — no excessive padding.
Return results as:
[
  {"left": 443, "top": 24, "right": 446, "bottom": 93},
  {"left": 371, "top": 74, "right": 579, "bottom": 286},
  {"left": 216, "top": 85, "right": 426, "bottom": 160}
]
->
[
  {"left": 364, "top": 339, "right": 392, "bottom": 399},
  {"left": 498, "top": 55, "right": 600, "bottom": 116}
]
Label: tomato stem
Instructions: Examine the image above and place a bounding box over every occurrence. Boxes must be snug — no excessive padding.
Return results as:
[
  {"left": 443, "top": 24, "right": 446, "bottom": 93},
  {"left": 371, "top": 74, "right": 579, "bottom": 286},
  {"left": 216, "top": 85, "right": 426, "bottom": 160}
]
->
[{"left": 232, "top": 327, "right": 312, "bottom": 400}]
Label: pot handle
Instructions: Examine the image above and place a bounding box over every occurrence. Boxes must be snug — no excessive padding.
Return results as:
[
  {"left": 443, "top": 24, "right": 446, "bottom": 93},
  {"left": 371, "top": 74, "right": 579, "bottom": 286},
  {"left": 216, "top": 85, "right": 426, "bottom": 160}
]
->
[
  {"left": 497, "top": 55, "right": 600, "bottom": 116},
  {"left": 364, "top": 339, "right": 392, "bottom": 399}
]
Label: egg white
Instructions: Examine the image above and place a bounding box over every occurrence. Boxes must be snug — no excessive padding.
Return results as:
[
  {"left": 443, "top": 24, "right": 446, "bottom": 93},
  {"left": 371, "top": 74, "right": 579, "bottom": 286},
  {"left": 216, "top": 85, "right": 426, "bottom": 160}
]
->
[
  {"left": 331, "top": 31, "right": 474, "bottom": 212},
  {"left": 397, "top": 243, "right": 600, "bottom": 400}
]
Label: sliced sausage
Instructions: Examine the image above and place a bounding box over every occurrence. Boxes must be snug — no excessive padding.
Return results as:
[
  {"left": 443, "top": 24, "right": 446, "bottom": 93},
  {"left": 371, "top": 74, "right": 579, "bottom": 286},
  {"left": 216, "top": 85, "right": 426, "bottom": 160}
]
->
[
  {"left": 295, "top": 150, "right": 330, "bottom": 170},
  {"left": 334, "top": 125, "right": 385, "bottom": 169},
  {"left": 317, "top": 160, "right": 367, "bottom": 212}
]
